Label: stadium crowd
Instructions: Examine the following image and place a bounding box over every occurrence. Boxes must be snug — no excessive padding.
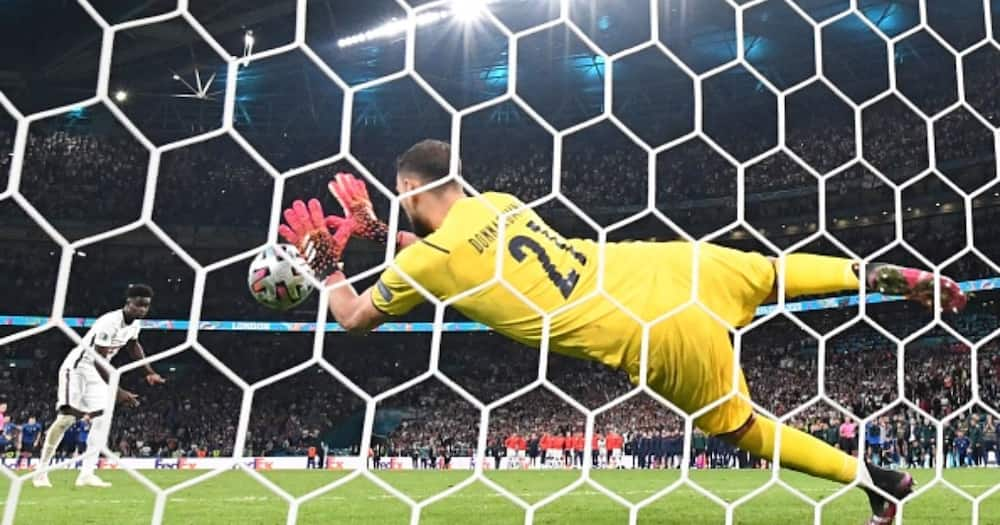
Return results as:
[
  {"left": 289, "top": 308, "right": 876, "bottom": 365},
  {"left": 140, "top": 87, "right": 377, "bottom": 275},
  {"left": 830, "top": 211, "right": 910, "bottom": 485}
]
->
[{"left": 2, "top": 70, "right": 997, "bottom": 232}]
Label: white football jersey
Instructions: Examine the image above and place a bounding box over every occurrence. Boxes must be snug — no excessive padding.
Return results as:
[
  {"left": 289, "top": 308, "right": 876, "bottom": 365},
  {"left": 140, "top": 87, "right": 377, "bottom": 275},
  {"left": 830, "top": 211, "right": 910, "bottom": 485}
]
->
[{"left": 64, "top": 309, "right": 141, "bottom": 369}]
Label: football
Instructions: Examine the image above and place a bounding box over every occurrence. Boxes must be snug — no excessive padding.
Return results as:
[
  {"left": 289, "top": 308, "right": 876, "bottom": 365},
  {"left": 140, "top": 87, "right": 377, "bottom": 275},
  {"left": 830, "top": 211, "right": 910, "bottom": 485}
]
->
[{"left": 247, "top": 244, "right": 315, "bottom": 311}]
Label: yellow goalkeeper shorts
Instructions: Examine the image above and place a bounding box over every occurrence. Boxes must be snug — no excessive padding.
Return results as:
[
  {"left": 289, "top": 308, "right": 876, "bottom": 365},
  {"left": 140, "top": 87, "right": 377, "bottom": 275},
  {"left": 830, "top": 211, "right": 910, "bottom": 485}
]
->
[{"left": 643, "top": 245, "right": 776, "bottom": 435}]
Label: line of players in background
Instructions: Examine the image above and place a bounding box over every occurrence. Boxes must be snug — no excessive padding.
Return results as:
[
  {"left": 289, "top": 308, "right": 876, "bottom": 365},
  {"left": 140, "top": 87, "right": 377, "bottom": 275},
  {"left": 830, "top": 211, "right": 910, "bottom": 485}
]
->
[
  {"left": 0, "top": 403, "right": 43, "bottom": 467},
  {"left": 493, "top": 430, "right": 626, "bottom": 469},
  {"left": 391, "top": 414, "right": 999, "bottom": 471},
  {"left": 0, "top": 402, "right": 89, "bottom": 469},
  {"left": 482, "top": 415, "right": 1000, "bottom": 470}
]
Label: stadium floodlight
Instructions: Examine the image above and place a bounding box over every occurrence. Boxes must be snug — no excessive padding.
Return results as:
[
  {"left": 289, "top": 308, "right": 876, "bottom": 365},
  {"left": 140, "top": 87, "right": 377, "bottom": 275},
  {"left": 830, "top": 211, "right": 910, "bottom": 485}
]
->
[
  {"left": 336, "top": 0, "right": 502, "bottom": 48},
  {"left": 114, "top": 90, "right": 128, "bottom": 102},
  {"left": 337, "top": 12, "right": 448, "bottom": 48},
  {"left": 452, "top": 0, "right": 486, "bottom": 22}
]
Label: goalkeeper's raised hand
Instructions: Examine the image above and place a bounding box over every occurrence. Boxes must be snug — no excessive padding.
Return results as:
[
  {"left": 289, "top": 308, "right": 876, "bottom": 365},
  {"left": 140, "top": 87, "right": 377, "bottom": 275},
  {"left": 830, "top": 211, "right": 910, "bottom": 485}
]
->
[
  {"left": 329, "top": 172, "right": 387, "bottom": 242},
  {"left": 328, "top": 172, "right": 417, "bottom": 248},
  {"left": 278, "top": 199, "right": 354, "bottom": 281}
]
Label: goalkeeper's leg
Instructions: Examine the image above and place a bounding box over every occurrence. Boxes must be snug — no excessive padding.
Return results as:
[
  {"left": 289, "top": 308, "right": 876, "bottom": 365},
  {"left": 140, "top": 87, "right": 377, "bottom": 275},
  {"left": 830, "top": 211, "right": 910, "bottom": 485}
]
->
[
  {"left": 693, "top": 347, "right": 913, "bottom": 524},
  {"left": 775, "top": 253, "right": 967, "bottom": 313},
  {"left": 720, "top": 414, "right": 857, "bottom": 483},
  {"left": 718, "top": 413, "right": 913, "bottom": 525},
  {"left": 664, "top": 324, "right": 912, "bottom": 525}
]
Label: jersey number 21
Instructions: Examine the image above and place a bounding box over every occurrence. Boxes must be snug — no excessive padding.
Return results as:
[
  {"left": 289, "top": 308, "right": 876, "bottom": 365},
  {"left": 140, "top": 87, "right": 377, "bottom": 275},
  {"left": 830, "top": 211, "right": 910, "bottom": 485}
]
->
[{"left": 508, "top": 236, "right": 581, "bottom": 299}]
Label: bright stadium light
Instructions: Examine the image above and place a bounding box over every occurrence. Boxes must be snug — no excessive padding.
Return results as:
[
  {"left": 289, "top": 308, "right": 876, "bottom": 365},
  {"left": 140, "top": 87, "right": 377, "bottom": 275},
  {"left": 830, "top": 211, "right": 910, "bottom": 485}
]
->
[
  {"left": 337, "top": 12, "right": 446, "bottom": 48},
  {"left": 337, "top": 0, "right": 500, "bottom": 48},
  {"left": 452, "top": 0, "right": 486, "bottom": 22},
  {"left": 114, "top": 90, "right": 128, "bottom": 102}
]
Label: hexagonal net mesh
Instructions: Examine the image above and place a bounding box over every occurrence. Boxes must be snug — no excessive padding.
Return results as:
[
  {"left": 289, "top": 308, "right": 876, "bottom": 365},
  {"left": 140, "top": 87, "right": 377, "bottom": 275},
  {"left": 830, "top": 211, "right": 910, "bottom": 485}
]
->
[{"left": 1, "top": 0, "right": 999, "bottom": 524}]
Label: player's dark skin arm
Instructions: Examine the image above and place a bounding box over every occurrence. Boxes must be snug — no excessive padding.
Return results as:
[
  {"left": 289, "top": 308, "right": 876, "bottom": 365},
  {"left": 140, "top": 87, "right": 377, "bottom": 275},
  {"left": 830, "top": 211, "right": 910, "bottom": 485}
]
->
[
  {"left": 124, "top": 339, "right": 166, "bottom": 385},
  {"left": 324, "top": 271, "right": 390, "bottom": 335},
  {"left": 93, "top": 346, "right": 141, "bottom": 407}
]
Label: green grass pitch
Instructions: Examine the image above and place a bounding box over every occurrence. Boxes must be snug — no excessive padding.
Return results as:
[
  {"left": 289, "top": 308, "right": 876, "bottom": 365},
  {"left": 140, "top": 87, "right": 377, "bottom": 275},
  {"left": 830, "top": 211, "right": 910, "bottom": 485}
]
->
[{"left": 2, "top": 468, "right": 999, "bottom": 524}]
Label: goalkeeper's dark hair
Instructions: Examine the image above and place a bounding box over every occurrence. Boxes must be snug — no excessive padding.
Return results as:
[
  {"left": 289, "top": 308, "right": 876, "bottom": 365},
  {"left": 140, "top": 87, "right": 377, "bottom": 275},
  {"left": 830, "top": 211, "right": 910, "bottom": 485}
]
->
[
  {"left": 125, "top": 283, "right": 154, "bottom": 299},
  {"left": 396, "top": 139, "right": 462, "bottom": 189}
]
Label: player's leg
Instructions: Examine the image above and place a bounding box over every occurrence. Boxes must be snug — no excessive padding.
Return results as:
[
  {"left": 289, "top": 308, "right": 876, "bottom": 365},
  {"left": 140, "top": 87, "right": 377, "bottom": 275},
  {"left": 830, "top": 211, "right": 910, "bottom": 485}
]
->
[
  {"left": 653, "top": 320, "right": 912, "bottom": 524},
  {"left": 714, "top": 412, "right": 857, "bottom": 482},
  {"left": 717, "top": 413, "right": 912, "bottom": 522},
  {"left": 717, "top": 363, "right": 911, "bottom": 522},
  {"left": 76, "top": 412, "right": 111, "bottom": 486},
  {"left": 34, "top": 415, "right": 75, "bottom": 488},
  {"left": 766, "top": 253, "right": 967, "bottom": 313},
  {"left": 76, "top": 374, "right": 112, "bottom": 488},
  {"left": 34, "top": 367, "right": 81, "bottom": 487}
]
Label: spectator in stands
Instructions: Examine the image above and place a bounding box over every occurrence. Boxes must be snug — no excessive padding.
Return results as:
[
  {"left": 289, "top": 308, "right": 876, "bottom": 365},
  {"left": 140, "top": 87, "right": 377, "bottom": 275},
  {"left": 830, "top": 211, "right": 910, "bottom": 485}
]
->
[{"left": 839, "top": 418, "right": 858, "bottom": 456}]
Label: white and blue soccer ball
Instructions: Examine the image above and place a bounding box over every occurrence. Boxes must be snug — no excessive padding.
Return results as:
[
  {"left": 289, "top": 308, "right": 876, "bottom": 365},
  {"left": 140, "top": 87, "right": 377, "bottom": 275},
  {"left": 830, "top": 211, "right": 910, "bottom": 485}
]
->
[{"left": 248, "top": 244, "right": 314, "bottom": 311}]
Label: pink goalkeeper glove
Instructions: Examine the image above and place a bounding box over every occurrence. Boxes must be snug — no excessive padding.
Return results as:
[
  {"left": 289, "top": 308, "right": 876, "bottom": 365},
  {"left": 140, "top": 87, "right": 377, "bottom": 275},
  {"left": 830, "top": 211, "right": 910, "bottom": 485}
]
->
[
  {"left": 278, "top": 199, "right": 354, "bottom": 280},
  {"left": 329, "top": 172, "right": 390, "bottom": 243}
]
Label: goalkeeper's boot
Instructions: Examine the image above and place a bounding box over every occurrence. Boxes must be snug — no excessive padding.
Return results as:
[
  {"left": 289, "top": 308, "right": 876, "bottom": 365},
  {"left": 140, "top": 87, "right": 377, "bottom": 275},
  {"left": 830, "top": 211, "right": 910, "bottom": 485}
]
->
[
  {"left": 862, "top": 463, "right": 914, "bottom": 525},
  {"left": 32, "top": 473, "right": 52, "bottom": 488},
  {"left": 75, "top": 473, "right": 112, "bottom": 488},
  {"left": 866, "top": 264, "right": 967, "bottom": 313}
]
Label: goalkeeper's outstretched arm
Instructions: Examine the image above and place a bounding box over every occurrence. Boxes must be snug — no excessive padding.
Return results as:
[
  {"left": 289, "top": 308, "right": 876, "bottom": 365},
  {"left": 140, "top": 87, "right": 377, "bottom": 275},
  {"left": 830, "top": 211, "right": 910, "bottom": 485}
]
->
[{"left": 324, "top": 272, "right": 389, "bottom": 335}]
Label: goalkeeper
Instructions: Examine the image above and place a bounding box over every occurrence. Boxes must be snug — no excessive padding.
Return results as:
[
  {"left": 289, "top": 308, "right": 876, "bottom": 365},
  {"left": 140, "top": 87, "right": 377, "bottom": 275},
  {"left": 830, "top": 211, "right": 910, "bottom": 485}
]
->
[{"left": 279, "top": 140, "right": 967, "bottom": 525}]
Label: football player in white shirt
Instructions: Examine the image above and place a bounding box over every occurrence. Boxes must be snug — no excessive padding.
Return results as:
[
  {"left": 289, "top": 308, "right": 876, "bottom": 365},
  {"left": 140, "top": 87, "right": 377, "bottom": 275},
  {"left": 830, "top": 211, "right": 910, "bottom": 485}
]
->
[{"left": 33, "top": 284, "right": 166, "bottom": 488}]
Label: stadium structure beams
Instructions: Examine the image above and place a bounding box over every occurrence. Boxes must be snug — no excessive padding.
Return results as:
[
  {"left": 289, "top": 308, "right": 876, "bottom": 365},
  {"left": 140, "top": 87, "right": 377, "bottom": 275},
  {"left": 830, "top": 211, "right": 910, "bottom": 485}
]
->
[
  {"left": 47, "top": 2, "right": 295, "bottom": 82},
  {"left": 40, "top": 0, "right": 173, "bottom": 79}
]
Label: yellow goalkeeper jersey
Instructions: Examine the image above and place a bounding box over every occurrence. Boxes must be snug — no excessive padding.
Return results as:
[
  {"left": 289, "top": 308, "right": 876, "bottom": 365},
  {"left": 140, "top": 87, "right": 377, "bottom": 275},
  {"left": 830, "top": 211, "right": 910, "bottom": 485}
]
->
[{"left": 370, "top": 192, "right": 774, "bottom": 385}]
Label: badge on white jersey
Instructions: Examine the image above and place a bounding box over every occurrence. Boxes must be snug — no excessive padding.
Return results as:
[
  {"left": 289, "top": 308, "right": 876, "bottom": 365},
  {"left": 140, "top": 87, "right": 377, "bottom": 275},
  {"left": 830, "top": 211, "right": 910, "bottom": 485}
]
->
[
  {"left": 94, "top": 331, "right": 114, "bottom": 347},
  {"left": 85, "top": 309, "right": 141, "bottom": 360}
]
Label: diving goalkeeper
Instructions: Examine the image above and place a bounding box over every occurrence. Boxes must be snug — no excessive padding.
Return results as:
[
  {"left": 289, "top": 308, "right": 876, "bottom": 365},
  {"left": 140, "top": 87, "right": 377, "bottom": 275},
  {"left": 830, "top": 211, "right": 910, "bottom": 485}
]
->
[{"left": 279, "top": 140, "right": 967, "bottom": 525}]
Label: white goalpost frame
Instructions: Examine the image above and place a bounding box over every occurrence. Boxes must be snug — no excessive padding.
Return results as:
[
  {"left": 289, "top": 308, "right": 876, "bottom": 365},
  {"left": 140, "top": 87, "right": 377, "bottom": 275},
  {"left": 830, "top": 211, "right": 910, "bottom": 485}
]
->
[{"left": 0, "top": 0, "right": 997, "bottom": 524}]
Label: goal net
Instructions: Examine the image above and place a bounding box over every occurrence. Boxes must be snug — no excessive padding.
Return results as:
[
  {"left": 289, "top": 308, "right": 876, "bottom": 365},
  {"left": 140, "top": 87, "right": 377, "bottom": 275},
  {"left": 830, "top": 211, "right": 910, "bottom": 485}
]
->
[{"left": 1, "top": 0, "right": 998, "bottom": 524}]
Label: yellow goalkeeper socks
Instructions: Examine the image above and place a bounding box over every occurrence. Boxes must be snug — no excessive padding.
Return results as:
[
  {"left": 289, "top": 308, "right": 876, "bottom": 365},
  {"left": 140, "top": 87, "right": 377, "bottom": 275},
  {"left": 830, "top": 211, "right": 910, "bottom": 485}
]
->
[
  {"left": 735, "top": 415, "right": 857, "bottom": 485},
  {"left": 781, "top": 253, "right": 859, "bottom": 298}
]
